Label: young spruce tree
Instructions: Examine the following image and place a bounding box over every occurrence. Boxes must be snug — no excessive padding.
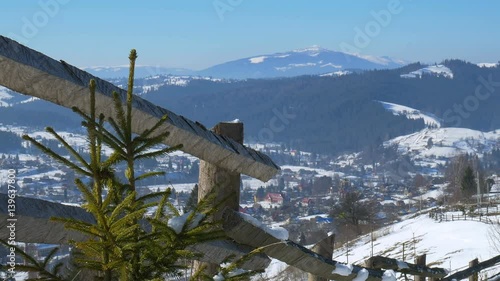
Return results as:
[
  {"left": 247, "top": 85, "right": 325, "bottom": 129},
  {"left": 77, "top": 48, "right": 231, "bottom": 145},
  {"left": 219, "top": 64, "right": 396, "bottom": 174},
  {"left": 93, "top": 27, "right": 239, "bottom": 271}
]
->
[{"left": 12, "top": 50, "right": 239, "bottom": 280}]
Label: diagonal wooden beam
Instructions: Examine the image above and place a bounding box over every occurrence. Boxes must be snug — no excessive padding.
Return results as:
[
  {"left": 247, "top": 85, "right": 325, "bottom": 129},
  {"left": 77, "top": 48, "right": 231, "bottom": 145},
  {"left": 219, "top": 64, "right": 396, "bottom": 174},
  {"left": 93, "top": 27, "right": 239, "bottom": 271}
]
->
[
  {"left": 0, "top": 194, "right": 93, "bottom": 244},
  {"left": 0, "top": 194, "right": 270, "bottom": 271},
  {"left": 441, "top": 255, "right": 500, "bottom": 281},
  {"left": 0, "top": 35, "right": 279, "bottom": 181},
  {"left": 222, "top": 208, "right": 385, "bottom": 281}
]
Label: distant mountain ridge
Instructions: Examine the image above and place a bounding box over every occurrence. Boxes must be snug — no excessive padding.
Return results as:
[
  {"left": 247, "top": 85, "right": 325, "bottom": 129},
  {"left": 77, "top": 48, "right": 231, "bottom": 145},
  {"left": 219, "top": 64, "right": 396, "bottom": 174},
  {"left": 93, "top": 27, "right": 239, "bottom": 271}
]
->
[
  {"left": 197, "top": 45, "right": 407, "bottom": 79},
  {"left": 82, "top": 66, "right": 195, "bottom": 79},
  {"left": 84, "top": 46, "right": 408, "bottom": 79}
]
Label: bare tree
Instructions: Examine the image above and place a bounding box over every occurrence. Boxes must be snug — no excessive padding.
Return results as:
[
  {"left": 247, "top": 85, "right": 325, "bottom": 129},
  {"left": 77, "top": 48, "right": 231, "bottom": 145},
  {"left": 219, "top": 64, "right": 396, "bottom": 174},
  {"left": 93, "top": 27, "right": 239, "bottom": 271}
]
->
[{"left": 330, "top": 191, "right": 376, "bottom": 233}]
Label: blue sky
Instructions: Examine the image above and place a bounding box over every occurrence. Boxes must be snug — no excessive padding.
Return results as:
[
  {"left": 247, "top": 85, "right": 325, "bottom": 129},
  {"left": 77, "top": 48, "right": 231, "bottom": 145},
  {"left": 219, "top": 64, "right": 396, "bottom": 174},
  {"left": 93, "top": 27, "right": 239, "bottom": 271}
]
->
[{"left": 1, "top": 0, "right": 499, "bottom": 70}]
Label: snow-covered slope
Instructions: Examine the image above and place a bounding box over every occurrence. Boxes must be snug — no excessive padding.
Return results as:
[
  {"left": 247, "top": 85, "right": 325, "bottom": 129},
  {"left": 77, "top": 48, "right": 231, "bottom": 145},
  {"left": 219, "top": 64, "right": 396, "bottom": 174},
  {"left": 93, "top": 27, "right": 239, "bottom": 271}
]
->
[
  {"left": 108, "top": 74, "right": 225, "bottom": 95},
  {"left": 320, "top": 70, "right": 352, "bottom": 77},
  {"left": 386, "top": 127, "right": 500, "bottom": 169},
  {"left": 332, "top": 212, "right": 500, "bottom": 277},
  {"left": 477, "top": 62, "right": 499, "bottom": 68},
  {"left": 255, "top": 211, "right": 500, "bottom": 280},
  {"left": 0, "top": 86, "right": 13, "bottom": 107},
  {"left": 401, "top": 65, "right": 453, "bottom": 79},
  {"left": 0, "top": 86, "right": 40, "bottom": 107},
  {"left": 378, "top": 101, "right": 441, "bottom": 128},
  {"left": 199, "top": 46, "right": 407, "bottom": 79}
]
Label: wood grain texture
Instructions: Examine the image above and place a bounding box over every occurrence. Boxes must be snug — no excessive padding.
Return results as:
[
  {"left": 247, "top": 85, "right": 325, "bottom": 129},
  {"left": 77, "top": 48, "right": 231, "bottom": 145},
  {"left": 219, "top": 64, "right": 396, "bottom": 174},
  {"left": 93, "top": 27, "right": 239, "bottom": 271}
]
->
[
  {"left": 195, "top": 122, "right": 244, "bottom": 276},
  {"left": 308, "top": 234, "right": 335, "bottom": 281},
  {"left": 0, "top": 193, "right": 93, "bottom": 244}
]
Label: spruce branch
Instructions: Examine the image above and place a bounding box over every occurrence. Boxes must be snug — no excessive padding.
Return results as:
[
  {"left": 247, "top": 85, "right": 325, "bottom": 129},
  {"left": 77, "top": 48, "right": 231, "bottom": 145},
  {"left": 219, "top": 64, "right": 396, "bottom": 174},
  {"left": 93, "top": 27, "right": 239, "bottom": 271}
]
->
[
  {"left": 22, "top": 135, "right": 91, "bottom": 177},
  {"left": 45, "top": 126, "right": 92, "bottom": 171}
]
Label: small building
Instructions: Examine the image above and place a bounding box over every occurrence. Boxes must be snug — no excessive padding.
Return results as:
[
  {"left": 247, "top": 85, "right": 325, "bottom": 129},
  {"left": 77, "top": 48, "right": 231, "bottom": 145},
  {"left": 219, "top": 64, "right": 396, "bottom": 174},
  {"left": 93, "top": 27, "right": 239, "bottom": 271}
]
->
[
  {"left": 264, "top": 192, "right": 284, "bottom": 205},
  {"left": 301, "top": 197, "right": 314, "bottom": 207}
]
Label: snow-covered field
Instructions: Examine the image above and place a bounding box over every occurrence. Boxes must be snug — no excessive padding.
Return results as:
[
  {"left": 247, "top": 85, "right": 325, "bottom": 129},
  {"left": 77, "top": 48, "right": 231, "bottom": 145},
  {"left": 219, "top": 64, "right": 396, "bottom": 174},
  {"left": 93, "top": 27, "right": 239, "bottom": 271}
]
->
[
  {"left": 378, "top": 101, "right": 441, "bottom": 128},
  {"left": 242, "top": 176, "right": 274, "bottom": 190},
  {"left": 281, "top": 165, "right": 344, "bottom": 178}
]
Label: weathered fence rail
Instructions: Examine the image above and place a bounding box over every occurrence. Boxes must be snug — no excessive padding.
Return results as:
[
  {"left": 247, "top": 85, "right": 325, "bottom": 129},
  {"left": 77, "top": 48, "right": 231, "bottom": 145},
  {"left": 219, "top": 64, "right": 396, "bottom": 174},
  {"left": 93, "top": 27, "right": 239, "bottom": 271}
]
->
[
  {"left": 0, "top": 35, "right": 279, "bottom": 182},
  {"left": 441, "top": 255, "right": 500, "bottom": 281}
]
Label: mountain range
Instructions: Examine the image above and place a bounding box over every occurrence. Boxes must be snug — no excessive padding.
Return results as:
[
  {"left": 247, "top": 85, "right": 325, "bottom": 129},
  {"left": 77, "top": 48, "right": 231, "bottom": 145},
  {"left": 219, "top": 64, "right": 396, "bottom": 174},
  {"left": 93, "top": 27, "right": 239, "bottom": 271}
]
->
[
  {"left": 83, "top": 46, "right": 407, "bottom": 79},
  {"left": 1, "top": 47, "right": 500, "bottom": 156}
]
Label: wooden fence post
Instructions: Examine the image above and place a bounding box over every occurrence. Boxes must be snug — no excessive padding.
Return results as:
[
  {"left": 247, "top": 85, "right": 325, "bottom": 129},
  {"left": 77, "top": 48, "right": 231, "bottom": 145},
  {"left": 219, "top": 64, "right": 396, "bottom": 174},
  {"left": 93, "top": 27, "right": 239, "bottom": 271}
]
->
[
  {"left": 195, "top": 121, "right": 244, "bottom": 277},
  {"left": 308, "top": 234, "right": 335, "bottom": 281},
  {"left": 365, "top": 255, "right": 448, "bottom": 279},
  {"left": 415, "top": 254, "right": 426, "bottom": 281},
  {"left": 469, "top": 258, "right": 479, "bottom": 281}
]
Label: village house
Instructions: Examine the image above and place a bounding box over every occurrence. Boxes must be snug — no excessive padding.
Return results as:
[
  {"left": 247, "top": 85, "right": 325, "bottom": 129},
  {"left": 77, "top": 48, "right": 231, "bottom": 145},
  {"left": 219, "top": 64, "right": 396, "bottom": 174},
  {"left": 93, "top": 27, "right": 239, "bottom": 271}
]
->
[{"left": 264, "top": 192, "right": 284, "bottom": 205}]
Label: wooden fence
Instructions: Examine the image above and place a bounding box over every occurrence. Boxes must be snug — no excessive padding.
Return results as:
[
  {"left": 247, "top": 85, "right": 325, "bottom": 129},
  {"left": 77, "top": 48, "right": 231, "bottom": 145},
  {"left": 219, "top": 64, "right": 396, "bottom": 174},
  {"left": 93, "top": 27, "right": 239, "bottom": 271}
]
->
[{"left": 429, "top": 210, "right": 496, "bottom": 225}]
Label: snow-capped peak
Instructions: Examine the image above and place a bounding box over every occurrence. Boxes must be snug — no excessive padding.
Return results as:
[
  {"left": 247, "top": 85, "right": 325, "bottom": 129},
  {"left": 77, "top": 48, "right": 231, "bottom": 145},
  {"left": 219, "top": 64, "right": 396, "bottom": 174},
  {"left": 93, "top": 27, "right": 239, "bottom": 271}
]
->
[
  {"left": 292, "top": 45, "right": 327, "bottom": 53},
  {"left": 249, "top": 56, "right": 268, "bottom": 64}
]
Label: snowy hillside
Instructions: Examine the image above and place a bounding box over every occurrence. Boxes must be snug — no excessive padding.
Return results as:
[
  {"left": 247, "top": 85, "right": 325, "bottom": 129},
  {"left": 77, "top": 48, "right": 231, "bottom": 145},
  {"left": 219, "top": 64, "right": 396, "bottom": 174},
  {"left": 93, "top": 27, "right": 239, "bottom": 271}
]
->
[
  {"left": 0, "top": 86, "right": 13, "bottom": 107},
  {"left": 0, "top": 74, "right": 224, "bottom": 106},
  {"left": 0, "top": 86, "right": 40, "bottom": 107},
  {"left": 108, "top": 74, "right": 225, "bottom": 95},
  {"left": 332, "top": 211, "right": 500, "bottom": 278},
  {"left": 320, "top": 70, "right": 352, "bottom": 77},
  {"left": 387, "top": 128, "right": 500, "bottom": 169},
  {"left": 199, "top": 45, "right": 407, "bottom": 79},
  {"left": 401, "top": 65, "right": 453, "bottom": 79},
  {"left": 478, "top": 63, "right": 499, "bottom": 68},
  {"left": 254, "top": 210, "right": 500, "bottom": 280},
  {"left": 378, "top": 101, "right": 441, "bottom": 128}
]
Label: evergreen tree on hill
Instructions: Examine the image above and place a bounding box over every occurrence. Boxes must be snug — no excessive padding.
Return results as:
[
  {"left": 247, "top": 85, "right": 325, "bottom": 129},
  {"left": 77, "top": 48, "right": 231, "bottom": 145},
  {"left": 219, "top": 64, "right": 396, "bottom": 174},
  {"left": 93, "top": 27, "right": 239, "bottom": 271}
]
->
[{"left": 461, "top": 166, "right": 477, "bottom": 202}]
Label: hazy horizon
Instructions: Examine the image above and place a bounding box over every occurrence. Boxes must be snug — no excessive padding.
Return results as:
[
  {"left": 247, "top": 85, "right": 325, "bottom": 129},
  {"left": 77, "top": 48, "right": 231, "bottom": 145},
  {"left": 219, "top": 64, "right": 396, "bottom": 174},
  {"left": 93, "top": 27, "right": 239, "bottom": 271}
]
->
[{"left": 1, "top": 1, "right": 499, "bottom": 70}]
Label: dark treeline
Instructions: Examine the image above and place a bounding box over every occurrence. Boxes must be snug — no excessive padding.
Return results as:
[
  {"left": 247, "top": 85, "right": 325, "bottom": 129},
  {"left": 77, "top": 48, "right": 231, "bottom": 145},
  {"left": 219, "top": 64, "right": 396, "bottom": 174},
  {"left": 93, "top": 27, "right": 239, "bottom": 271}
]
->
[
  {"left": 142, "top": 60, "right": 500, "bottom": 155},
  {"left": 0, "top": 130, "right": 22, "bottom": 153}
]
